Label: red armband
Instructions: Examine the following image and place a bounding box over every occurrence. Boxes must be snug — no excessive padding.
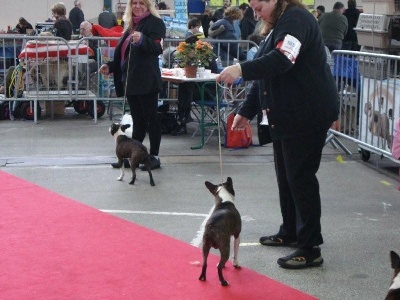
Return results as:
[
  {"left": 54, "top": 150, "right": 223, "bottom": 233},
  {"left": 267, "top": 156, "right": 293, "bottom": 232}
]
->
[{"left": 276, "top": 34, "right": 301, "bottom": 64}]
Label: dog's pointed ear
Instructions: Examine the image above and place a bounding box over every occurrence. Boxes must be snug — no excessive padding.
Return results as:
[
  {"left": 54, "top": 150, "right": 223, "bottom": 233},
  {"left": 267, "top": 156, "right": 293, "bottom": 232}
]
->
[
  {"left": 390, "top": 251, "right": 400, "bottom": 269},
  {"left": 225, "top": 177, "right": 235, "bottom": 196},
  {"left": 121, "top": 124, "right": 131, "bottom": 132},
  {"left": 205, "top": 181, "right": 217, "bottom": 194}
]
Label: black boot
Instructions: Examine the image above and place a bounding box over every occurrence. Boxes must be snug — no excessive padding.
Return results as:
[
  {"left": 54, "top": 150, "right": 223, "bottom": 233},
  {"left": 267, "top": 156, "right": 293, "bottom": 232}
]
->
[{"left": 171, "top": 124, "right": 187, "bottom": 136}]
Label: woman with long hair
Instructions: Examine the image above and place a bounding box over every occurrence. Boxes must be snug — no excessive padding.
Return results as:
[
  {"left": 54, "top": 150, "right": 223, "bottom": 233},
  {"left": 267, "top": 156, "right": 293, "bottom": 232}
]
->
[{"left": 99, "top": 0, "right": 166, "bottom": 170}]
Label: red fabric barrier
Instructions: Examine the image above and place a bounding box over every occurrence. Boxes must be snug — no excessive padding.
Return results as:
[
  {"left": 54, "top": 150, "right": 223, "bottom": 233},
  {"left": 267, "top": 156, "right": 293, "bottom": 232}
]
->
[
  {"left": 18, "top": 40, "right": 94, "bottom": 59},
  {"left": 92, "top": 24, "right": 123, "bottom": 47}
]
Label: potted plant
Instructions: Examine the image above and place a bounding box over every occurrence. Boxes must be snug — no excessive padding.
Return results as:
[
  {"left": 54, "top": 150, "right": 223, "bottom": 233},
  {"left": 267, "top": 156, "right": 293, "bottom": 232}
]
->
[{"left": 175, "top": 36, "right": 215, "bottom": 78}]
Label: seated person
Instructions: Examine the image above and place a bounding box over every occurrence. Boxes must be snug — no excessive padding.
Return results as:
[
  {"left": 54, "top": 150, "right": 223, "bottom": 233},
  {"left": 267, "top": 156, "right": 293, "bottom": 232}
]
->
[
  {"left": 79, "top": 21, "right": 98, "bottom": 73},
  {"left": 171, "top": 59, "right": 218, "bottom": 136},
  {"left": 167, "top": 35, "right": 218, "bottom": 136}
]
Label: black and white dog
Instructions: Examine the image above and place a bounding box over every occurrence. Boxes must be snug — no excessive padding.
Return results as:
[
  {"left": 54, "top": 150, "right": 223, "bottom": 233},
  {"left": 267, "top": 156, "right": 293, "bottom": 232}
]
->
[
  {"left": 109, "top": 123, "right": 155, "bottom": 186},
  {"left": 199, "top": 177, "right": 241, "bottom": 286},
  {"left": 386, "top": 250, "right": 400, "bottom": 300}
]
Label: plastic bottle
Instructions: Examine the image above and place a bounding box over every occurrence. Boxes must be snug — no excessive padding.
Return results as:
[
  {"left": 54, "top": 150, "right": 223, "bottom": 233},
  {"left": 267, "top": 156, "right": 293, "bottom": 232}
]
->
[
  {"left": 158, "top": 55, "right": 163, "bottom": 71},
  {"left": 216, "top": 57, "right": 222, "bottom": 69}
]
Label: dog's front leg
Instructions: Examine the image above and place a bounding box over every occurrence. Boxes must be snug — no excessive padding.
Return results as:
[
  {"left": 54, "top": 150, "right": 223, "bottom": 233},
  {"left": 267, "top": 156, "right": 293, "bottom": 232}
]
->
[{"left": 232, "top": 235, "right": 241, "bottom": 269}]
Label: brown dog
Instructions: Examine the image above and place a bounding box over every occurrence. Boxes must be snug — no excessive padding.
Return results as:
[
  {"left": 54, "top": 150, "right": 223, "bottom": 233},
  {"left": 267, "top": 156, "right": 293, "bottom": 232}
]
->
[
  {"left": 109, "top": 123, "right": 155, "bottom": 186},
  {"left": 199, "top": 177, "right": 241, "bottom": 286}
]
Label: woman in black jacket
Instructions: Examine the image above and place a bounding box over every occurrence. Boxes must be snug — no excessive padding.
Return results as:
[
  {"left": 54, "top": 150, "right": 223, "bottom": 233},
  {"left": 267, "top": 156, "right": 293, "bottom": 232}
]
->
[
  {"left": 51, "top": 2, "right": 73, "bottom": 40},
  {"left": 218, "top": 0, "right": 338, "bottom": 269},
  {"left": 99, "top": 0, "right": 166, "bottom": 170}
]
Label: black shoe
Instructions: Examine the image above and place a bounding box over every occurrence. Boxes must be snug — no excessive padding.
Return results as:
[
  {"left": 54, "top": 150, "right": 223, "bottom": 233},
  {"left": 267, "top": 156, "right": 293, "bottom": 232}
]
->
[
  {"left": 171, "top": 125, "right": 187, "bottom": 136},
  {"left": 111, "top": 159, "right": 130, "bottom": 168},
  {"left": 183, "top": 115, "right": 194, "bottom": 124},
  {"left": 259, "top": 234, "right": 298, "bottom": 247},
  {"left": 140, "top": 156, "right": 161, "bottom": 171},
  {"left": 277, "top": 247, "right": 323, "bottom": 269}
]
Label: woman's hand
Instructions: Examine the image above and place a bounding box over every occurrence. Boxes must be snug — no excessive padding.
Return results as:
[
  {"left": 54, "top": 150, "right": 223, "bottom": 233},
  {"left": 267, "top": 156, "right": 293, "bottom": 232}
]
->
[
  {"left": 232, "top": 114, "right": 249, "bottom": 131},
  {"left": 216, "top": 64, "right": 242, "bottom": 84},
  {"left": 99, "top": 64, "right": 109, "bottom": 75},
  {"left": 132, "top": 31, "right": 142, "bottom": 43}
]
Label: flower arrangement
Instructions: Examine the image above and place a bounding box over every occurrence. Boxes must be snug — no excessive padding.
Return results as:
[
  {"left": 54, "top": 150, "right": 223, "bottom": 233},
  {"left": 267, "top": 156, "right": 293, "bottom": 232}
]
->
[{"left": 175, "top": 39, "right": 216, "bottom": 67}]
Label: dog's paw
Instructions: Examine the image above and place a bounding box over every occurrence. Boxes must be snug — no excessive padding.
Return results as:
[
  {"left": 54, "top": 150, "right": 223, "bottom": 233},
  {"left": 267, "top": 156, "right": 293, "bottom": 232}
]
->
[
  {"left": 150, "top": 181, "right": 155, "bottom": 186},
  {"left": 199, "top": 274, "right": 206, "bottom": 281},
  {"left": 233, "top": 259, "right": 241, "bottom": 269},
  {"left": 117, "top": 176, "right": 123, "bottom": 181}
]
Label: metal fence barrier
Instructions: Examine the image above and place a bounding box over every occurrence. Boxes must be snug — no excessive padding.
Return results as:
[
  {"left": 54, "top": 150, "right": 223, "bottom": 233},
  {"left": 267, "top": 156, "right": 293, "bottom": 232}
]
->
[
  {"left": 329, "top": 49, "right": 400, "bottom": 165},
  {"left": 0, "top": 34, "right": 256, "bottom": 124}
]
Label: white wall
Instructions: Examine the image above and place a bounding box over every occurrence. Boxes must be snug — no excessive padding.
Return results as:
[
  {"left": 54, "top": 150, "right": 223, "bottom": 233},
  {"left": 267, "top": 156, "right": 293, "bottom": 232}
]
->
[{"left": 0, "top": 0, "right": 104, "bottom": 32}]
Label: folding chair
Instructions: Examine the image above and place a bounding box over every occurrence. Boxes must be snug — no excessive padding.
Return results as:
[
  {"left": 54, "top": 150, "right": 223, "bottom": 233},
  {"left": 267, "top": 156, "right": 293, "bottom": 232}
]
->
[{"left": 190, "top": 81, "right": 228, "bottom": 144}]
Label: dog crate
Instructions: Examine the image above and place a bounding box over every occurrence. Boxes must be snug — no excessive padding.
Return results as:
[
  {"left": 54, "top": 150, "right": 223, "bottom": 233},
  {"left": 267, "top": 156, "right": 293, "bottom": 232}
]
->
[
  {"left": 361, "top": 0, "right": 400, "bottom": 15},
  {"left": 355, "top": 13, "right": 400, "bottom": 49},
  {"left": 355, "top": 14, "right": 390, "bottom": 48}
]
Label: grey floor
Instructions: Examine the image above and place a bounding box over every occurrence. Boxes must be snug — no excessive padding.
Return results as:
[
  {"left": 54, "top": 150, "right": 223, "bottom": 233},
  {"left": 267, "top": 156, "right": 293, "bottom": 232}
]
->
[{"left": 1, "top": 107, "right": 399, "bottom": 300}]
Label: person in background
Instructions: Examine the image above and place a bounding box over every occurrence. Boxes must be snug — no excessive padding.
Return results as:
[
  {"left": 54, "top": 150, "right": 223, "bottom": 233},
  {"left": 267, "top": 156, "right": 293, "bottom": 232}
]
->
[
  {"left": 117, "top": 12, "right": 125, "bottom": 27},
  {"left": 316, "top": 5, "right": 325, "bottom": 20},
  {"left": 98, "top": 6, "right": 118, "bottom": 29},
  {"left": 185, "top": 17, "right": 202, "bottom": 38},
  {"left": 342, "top": 0, "right": 360, "bottom": 51},
  {"left": 310, "top": 9, "right": 319, "bottom": 19},
  {"left": 99, "top": 0, "right": 166, "bottom": 171},
  {"left": 212, "top": 0, "right": 231, "bottom": 21},
  {"left": 51, "top": 2, "right": 73, "bottom": 40},
  {"left": 209, "top": 6, "right": 246, "bottom": 67},
  {"left": 170, "top": 27, "right": 214, "bottom": 136},
  {"left": 79, "top": 21, "right": 98, "bottom": 72},
  {"left": 217, "top": 0, "right": 338, "bottom": 270},
  {"left": 201, "top": 7, "right": 213, "bottom": 38},
  {"left": 69, "top": 0, "right": 84, "bottom": 34},
  {"left": 319, "top": 2, "right": 348, "bottom": 52},
  {"left": 239, "top": 4, "right": 256, "bottom": 40},
  {"left": 157, "top": 2, "right": 167, "bottom": 10},
  {"left": 15, "top": 17, "right": 33, "bottom": 34},
  {"left": 246, "top": 33, "right": 263, "bottom": 60}
]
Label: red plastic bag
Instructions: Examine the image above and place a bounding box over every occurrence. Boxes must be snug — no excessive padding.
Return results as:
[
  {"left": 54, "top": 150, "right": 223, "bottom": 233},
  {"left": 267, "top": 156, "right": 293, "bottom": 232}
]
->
[{"left": 225, "top": 113, "right": 253, "bottom": 148}]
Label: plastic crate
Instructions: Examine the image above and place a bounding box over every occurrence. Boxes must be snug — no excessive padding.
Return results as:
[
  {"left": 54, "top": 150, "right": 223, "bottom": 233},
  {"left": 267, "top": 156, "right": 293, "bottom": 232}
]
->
[
  {"left": 361, "top": 0, "right": 400, "bottom": 15},
  {"left": 355, "top": 28, "right": 389, "bottom": 48}
]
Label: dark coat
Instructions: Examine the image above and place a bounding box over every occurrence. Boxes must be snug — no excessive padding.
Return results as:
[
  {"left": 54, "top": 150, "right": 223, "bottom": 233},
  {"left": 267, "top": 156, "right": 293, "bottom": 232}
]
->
[
  {"left": 69, "top": 6, "right": 84, "bottom": 31},
  {"left": 238, "top": 5, "right": 338, "bottom": 140},
  {"left": 210, "top": 18, "right": 246, "bottom": 63},
  {"left": 53, "top": 18, "right": 73, "bottom": 40},
  {"left": 107, "top": 14, "right": 166, "bottom": 97},
  {"left": 343, "top": 7, "right": 360, "bottom": 42}
]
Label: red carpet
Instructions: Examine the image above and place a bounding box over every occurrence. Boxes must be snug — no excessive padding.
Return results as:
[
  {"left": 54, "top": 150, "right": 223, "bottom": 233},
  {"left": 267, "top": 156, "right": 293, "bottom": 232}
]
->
[{"left": 0, "top": 171, "right": 317, "bottom": 299}]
